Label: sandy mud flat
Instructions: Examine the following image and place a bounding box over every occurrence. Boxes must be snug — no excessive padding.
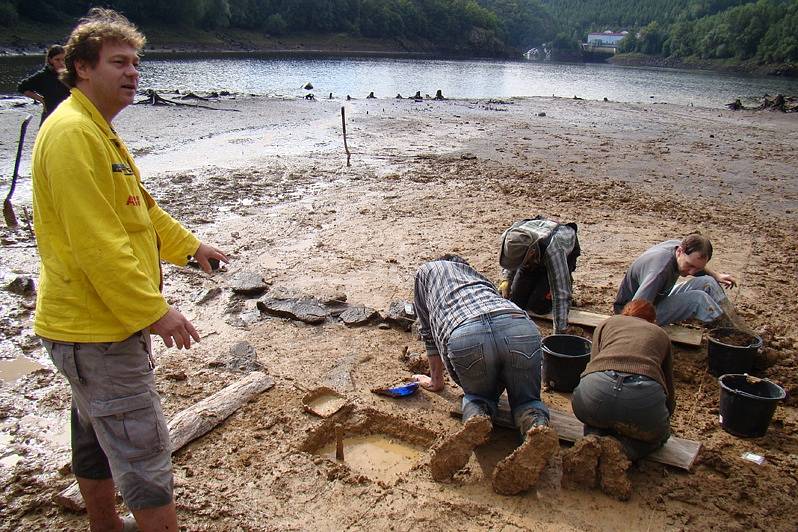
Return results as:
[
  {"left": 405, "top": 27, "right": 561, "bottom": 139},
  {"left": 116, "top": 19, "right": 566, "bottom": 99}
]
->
[{"left": 0, "top": 93, "right": 796, "bottom": 530}]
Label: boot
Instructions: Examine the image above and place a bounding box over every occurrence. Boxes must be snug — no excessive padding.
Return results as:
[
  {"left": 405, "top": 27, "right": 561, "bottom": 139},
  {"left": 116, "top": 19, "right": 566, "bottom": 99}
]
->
[
  {"left": 561, "top": 434, "right": 602, "bottom": 489},
  {"left": 597, "top": 436, "right": 632, "bottom": 501},
  {"left": 491, "top": 424, "right": 559, "bottom": 495},
  {"left": 462, "top": 400, "right": 491, "bottom": 423},
  {"left": 516, "top": 408, "right": 549, "bottom": 437},
  {"left": 429, "top": 415, "right": 492, "bottom": 482}
]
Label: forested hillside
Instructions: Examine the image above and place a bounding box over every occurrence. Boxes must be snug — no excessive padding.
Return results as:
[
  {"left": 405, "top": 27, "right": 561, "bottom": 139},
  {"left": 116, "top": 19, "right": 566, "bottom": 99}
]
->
[
  {"left": 0, "top": 0, "right": 795, "bottom": 65},
  {"left": 0, "top": 0, "right": 514, "bottom": 55},
  {"left": 544, "top": 0, "right": 797, "bottom": 64}
]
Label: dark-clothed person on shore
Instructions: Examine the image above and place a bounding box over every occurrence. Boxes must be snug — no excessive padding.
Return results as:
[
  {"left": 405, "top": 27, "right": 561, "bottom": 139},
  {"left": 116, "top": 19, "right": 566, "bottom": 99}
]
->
[{"left": 18, "top": 44, "right": 70, "bottom": 123}]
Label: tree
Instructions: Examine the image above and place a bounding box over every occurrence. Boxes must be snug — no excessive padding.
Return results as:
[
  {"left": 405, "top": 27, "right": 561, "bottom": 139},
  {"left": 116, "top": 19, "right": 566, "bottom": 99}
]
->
[{"left": 0, "top": 0, "right": 18, "bottom": 26}]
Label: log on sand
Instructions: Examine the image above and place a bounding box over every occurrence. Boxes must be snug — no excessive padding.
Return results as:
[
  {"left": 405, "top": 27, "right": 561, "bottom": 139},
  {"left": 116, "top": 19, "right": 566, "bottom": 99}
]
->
[{"left": 54, "top": 371, "right": 275, "bottom": 512}]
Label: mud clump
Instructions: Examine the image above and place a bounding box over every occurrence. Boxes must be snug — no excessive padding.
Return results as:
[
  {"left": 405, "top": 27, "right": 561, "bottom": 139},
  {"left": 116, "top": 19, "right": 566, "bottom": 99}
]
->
[
  {"left": 429, "top": 415, "right": 492, "bottom": 481},
  {"left": 399, "top": 347, "right": 429, "bottom": 374},
  {"left": 562, "top": 435, "right": 602, "bottom": 488},
  {"left": 491, "top": 425, "right": 559, "bottom": 495},
  {"left": 598, "top": 437, "right": 632, "bottom": 501}
]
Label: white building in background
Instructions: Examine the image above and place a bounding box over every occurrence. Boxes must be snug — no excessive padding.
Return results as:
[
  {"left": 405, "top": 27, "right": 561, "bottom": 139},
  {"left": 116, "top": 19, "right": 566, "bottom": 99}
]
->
[{"left": 586, "top": 31, "right": 628, "bottom": 48}]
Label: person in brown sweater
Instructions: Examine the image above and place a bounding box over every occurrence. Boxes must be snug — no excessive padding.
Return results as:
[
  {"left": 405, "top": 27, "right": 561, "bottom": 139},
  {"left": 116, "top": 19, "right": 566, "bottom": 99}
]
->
[{"left": 562, "top": 300, "right": 674, "bottom": 500}]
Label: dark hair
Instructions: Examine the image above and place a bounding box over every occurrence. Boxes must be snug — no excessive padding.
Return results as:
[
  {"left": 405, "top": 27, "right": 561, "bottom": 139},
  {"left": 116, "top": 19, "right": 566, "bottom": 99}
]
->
[
  {"left": 621, "top": 299, "right": 657, "bottom": 323},
  {"left": 62, "top": 8, "right": 145, "bottom": 87},
  {"left": 435, "top": 254, "right": 469, "bottom": 265},
  {"left": 45, "top": 45, "right": 64, "bottom": 64},
  {"left": 680, "top": 232, "right": 713, "bottom": 260}
]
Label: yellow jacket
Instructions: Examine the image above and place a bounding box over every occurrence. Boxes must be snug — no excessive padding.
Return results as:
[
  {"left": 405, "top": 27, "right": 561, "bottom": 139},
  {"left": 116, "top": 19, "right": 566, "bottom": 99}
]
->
[{"left": 32, "top": 88, "right": 200, "bottom": 342}]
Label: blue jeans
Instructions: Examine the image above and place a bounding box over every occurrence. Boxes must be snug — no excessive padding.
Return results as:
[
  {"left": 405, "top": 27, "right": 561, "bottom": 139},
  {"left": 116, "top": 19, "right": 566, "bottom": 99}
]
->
[
  {"left": 572, "top": 370, "right": 670, "bottom": 461},
  {"left": 446, "top": 311, "right": 548, "bottom": 429},
  {"left": 655, "top": 276, "right": 726, "bottom": 326}
]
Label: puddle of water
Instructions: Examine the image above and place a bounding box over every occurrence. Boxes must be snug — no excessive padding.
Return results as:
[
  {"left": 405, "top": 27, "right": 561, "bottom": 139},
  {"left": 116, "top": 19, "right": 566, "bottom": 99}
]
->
[
  {"left": 317, "top": 434, "right": 423, "bottom": 483},
  {"left": 0, "top": 355, "right": 43, "bottom": 382},
  {"left": 306, "top": 394, "right": 347, "bottom": 417}
]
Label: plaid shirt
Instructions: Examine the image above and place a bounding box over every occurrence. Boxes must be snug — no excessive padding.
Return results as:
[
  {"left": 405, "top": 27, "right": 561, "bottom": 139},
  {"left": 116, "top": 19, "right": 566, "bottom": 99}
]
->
[
  {"left": 502, "top": 224, "right": 576, "bottom": 333},
  {"left": 414, "top": 259, "right": 521, "bottom": 358}
]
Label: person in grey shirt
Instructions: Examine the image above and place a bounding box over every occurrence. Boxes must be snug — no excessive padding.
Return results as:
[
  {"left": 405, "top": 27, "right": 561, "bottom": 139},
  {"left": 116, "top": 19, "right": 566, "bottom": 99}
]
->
[
  {"left": 613, "top": 233, "right": 738, "bottom": 326},
  {"left": 413, "top": 254, "right": 558, "bottom": 495}
]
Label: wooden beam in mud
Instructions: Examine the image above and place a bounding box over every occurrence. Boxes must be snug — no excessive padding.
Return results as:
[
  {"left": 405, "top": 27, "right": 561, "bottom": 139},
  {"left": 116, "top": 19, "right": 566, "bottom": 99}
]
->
[
  {"left": 451, "top": 397, "right": 701, "bottom": 471},
  {"left": 531, "top": 309, "right": 703, "bottom": 347},
  {"left": 54, "top": 371, "right": 275, "bottom": 512}
]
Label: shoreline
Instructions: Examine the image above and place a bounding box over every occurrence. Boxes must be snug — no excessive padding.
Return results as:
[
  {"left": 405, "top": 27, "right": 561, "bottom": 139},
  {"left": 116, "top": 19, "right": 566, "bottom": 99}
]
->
[
  {"left": 609, "top": 52, "right": 798, "bottom": 79},
  {"left": 2, "top": 26, "right": 796, "bottom": 78}
]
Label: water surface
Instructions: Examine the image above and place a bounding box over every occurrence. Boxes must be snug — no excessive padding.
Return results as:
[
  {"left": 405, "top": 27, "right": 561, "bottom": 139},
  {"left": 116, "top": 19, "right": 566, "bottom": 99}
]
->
[{"left": 3, "top": 53, "right": 797, "bottom": 108}]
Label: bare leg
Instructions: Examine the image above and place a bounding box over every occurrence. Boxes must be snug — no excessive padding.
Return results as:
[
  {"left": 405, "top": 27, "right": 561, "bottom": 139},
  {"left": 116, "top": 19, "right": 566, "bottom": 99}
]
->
[
  {"left": 77, "top": 476, "right": 123, "bottom": 532},
  {"left": 132, "top": 501, "right": 178, "bottom": 532}
]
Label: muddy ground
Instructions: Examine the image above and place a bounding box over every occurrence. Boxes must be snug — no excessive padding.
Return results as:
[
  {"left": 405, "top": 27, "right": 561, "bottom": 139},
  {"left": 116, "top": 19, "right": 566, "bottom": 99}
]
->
[{"left": 0, "top": 93, "right": 796, "bottom": 531}]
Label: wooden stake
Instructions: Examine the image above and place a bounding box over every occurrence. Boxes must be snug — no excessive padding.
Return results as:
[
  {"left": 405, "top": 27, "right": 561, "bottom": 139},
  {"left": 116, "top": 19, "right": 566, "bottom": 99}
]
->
[
  {"left": 335, "top": 424, "right": 345, "bottom": 461},
  {"left": 341, "top": 107, "right": 351, "bottom": 167}
]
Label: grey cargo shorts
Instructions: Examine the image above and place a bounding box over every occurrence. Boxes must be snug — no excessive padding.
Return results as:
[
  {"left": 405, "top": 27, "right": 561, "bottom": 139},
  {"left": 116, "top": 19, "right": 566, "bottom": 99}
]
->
[{"left": 42, "top": 331, "right": 174, "bottom": 510}]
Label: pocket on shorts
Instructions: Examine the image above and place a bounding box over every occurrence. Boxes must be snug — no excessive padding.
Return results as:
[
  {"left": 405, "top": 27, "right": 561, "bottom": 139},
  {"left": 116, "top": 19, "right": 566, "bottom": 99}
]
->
[
  {"left": 90, "top": 391, "right": 165, "bottom": 461},
  {"left": 505, "top": 334, "right": 540, "bottom": 369},
  {"left": 43, "top": 340, "right": 80, "bottom": 381},
  {"left": 448, "top": 343, "right": 486, "bottom": 384}
]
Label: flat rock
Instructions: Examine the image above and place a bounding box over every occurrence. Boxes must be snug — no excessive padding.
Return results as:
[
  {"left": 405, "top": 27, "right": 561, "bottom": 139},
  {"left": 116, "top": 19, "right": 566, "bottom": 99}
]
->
[
  {"left": 229, "top": 272, "right": 269, "bottom": 295},
  {"left": 322, "top": 352, "right": 357, "bottom": 391},
  {"left": 339, "top": 306, "right": 380, "bottom": 327},
  {"left": 209, "top": 341, "right": 262, "bottom": 372},
  {"left": 194, "top": 286, "right": 222, "bottom": 304},
  {"left": 257, "top": 297, "right": 328, "bottom": 324},
  {"left": 384, "top": 300, "right": 415, "bottom": 331},
  {"left": 6, "top": 276, "right": 35, "bottom": 297}
]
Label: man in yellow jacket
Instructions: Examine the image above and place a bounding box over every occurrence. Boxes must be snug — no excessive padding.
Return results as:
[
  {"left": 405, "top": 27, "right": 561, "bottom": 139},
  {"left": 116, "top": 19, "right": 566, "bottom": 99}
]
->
[{"left": 32, "top": 9, "right": 227, "bottom": 532}]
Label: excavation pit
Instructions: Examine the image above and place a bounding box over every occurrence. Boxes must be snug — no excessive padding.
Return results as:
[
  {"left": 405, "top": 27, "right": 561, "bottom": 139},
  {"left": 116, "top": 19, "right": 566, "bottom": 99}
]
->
[{"left": 301, "top": 408, "right": 437, "bottom": 484}]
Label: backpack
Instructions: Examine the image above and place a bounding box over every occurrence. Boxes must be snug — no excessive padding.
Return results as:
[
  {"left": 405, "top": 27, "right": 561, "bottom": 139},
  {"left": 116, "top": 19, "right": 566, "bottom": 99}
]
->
[{"left": 499, "top": 217, "right": 559, "bottom": 270}]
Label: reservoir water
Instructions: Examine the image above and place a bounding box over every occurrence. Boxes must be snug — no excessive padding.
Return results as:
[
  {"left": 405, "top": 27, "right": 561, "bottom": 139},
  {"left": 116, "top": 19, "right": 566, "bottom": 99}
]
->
[{"left": 2, "top": 53, "right": 797, "bottom": 108}]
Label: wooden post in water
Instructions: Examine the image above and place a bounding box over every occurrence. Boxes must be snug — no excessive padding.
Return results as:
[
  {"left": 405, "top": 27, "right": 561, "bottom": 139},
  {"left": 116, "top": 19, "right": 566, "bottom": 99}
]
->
[
  {"left": 335, "top": 424, "right": 345, "bottom": 461},
  {"left": 341, "top": 106, "right": 351, "bottom": 167}
]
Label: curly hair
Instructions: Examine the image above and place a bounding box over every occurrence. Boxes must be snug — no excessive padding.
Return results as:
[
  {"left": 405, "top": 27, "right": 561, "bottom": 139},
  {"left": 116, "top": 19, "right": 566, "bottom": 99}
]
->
[{"left": 61, "top": 8, "right": 145, "bottom": 88}]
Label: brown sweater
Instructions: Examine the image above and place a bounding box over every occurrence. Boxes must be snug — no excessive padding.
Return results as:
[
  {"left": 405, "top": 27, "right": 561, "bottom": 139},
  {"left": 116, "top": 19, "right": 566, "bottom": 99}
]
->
[{"left": 583, "top": 315, "right": 675, "bottom": 413}]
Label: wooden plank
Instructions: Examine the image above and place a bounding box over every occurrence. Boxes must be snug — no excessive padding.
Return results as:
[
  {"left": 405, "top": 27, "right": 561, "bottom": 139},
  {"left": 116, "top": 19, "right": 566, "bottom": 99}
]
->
[
  {"left": 531, "top": 309, "right": 703, "bottom": 347},
  {"left": 53, "top": 372, "right": 275, "bottom": 512},
  {"left": 451, "top": 396, "right": 701, "bottom": 471}
]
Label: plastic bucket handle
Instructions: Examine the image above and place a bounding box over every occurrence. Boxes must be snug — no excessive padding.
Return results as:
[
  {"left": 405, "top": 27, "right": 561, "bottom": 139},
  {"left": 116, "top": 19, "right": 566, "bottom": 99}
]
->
[{"left": 719, "top": 374, "right": 786, "bottom": 402}]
